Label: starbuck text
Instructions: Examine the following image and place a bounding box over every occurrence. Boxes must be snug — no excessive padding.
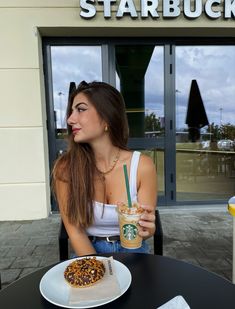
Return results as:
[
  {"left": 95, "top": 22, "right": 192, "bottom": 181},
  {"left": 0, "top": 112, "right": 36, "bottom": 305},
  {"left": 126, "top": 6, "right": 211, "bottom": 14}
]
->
[{"left": 80, "top": 0, "right": 235, "bottom": 19}]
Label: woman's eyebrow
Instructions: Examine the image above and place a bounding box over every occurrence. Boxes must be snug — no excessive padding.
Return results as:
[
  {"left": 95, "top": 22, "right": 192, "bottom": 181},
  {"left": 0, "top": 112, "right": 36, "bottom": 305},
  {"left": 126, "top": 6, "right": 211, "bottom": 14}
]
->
[{"left": 72, "top": 102, "right": 88, "bottom": 109}]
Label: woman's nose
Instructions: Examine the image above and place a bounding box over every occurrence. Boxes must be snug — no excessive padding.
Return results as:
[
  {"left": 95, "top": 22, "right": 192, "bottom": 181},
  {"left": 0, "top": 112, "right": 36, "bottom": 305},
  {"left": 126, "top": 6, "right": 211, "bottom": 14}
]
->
[{"left": 67, "top": 113, "right": 75, "bottom": 125}]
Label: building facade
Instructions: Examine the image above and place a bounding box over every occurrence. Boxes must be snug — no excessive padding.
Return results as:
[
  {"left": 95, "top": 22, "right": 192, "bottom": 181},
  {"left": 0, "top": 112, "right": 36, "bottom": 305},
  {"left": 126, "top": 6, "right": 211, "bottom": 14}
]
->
[{"left": 0, "top": 0, "right": 235, "bottom": 220}]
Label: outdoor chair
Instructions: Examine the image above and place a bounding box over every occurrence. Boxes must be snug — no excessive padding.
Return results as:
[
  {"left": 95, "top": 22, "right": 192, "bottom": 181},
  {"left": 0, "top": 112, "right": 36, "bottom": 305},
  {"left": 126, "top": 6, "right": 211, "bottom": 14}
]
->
[{"left": 58, "top": 209, "right": 163, "bottom": 261}]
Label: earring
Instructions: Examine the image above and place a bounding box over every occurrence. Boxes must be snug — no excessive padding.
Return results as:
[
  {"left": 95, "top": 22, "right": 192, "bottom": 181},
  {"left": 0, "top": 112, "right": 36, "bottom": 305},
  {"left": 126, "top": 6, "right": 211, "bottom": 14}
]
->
[{"left": 104, "top": 126, "right": 108, "bottom": 132}]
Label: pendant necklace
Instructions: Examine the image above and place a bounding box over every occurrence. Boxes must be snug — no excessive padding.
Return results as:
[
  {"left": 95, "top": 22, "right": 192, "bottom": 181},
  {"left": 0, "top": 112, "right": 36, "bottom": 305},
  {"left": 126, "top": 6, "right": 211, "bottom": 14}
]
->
[
  {"left": 96, "top": 148, "right": 121, "bottom": 218},
  {"left": 96, "top": 148, "right": 121, "bottom": 181}
]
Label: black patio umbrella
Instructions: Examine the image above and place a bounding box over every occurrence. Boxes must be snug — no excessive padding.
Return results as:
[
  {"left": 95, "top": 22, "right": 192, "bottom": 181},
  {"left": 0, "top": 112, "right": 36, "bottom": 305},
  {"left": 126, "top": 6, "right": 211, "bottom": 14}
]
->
[
  {"left": 185, "top": 79, "right": 209, "bottom": 142},
  {"left": 68, "top": 81, "right": 76, "bottom": 96}
]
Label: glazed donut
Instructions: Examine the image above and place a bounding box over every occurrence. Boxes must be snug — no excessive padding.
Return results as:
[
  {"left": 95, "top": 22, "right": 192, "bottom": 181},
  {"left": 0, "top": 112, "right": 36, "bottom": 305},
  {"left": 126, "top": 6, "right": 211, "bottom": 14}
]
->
[{"left": 64, "top": 257, "right": 105, "bottom": 288}]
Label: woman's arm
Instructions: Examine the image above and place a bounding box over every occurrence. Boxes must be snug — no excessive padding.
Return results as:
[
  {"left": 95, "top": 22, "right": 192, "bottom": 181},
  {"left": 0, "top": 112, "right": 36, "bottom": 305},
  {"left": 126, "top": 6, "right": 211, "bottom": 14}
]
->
[
  {"left": 55, "top": 179, "right": 96, "bottom": 256},
  {"left": 137, "top": 154, "right": 158, "bottom": 239}
]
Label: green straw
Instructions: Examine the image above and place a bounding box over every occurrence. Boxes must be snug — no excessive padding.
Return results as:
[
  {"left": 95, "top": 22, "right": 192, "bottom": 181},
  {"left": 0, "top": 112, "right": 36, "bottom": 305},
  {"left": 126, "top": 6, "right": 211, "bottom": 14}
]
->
[{"left": 123, "top": 164, "right": 132, "bottom": 208}]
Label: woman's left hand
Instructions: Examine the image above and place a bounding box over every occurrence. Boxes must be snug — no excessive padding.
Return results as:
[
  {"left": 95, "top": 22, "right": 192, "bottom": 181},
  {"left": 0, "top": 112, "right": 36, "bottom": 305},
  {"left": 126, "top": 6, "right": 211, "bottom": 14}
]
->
[{"left": 138, "top": 204, "right": 156, "bottom": 238}]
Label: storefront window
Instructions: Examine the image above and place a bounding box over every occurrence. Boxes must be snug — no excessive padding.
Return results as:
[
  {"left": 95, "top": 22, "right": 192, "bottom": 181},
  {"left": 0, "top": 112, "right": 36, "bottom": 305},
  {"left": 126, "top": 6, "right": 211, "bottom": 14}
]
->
[
  {"left": 176, "top": 46, "right": 235, "bottom": 201},
  {"left": 46, "top": 41, "right": 234, "bottom": 207}
]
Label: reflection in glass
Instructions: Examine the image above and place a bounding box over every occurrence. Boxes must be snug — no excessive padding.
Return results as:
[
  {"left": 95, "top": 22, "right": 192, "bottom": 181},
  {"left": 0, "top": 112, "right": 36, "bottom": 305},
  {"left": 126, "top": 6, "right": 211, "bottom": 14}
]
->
[
  {"left": 51, "top": 46, "right": 102, "bottom": 135},
  {"left": 185, "top": 79, "right": 209, "bottom": 142},
  {"left": 176, "top": 46, "right": 235, "bottom": 202},
  {"left": 115, "top": 45, "right": 165, "bottom": 197}
]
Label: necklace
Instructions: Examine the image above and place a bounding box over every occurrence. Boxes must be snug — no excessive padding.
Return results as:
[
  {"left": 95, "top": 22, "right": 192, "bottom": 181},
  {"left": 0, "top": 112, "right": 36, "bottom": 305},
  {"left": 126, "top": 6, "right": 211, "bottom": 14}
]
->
[
  {"left": 96, "top": 148, "right": 121, "bottom": 176},
  {"left": 96, "top": 148, "right": 120, "bottom": 219}
]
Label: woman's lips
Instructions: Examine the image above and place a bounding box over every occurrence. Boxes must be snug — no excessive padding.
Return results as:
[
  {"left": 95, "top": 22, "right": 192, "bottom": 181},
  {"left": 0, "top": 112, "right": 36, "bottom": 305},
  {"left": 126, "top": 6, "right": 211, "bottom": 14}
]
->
[{"left": 72, "top": 128, "right": 81, "bottom": 135}]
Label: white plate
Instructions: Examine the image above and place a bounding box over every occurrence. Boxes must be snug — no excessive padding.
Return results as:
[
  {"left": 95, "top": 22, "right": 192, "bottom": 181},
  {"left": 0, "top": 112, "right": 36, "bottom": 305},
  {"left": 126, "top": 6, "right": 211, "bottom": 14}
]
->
[{"left": 39, "top": 256, "right": 132, "bottom": 308}]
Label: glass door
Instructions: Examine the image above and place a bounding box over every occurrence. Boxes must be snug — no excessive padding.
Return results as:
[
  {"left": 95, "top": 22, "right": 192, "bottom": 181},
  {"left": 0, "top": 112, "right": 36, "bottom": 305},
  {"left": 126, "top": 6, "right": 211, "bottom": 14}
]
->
[
  {"left": 114, "top": 45, "right": 166, "bottom": 202},
  {"left": 44, "top": 42, "right": 168, "bottom": 208}
]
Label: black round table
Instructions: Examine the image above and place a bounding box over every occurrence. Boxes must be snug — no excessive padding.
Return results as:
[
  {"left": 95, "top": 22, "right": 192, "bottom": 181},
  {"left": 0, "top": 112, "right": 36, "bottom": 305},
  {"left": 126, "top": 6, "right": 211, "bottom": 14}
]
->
[{"left": 1, "top": 253, "right": 235, "bottom": 309}]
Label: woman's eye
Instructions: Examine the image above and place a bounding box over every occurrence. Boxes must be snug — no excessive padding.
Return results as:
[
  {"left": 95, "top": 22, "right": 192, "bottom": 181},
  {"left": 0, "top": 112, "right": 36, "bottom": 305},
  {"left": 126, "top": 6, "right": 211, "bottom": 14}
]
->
[{"left": 77, "top": 108, "right": 86, "bottom": 113}]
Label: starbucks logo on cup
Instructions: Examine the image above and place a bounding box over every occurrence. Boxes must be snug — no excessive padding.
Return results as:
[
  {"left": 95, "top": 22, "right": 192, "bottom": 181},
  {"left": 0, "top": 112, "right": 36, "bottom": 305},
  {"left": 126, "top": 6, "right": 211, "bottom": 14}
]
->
[{"left": 122, "top": 224, "right": 138, "bottom": 240}]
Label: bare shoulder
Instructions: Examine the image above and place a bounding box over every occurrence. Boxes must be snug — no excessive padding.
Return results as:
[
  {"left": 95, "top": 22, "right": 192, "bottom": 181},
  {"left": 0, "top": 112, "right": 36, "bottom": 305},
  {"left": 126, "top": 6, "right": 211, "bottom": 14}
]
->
[
  {"left": 137, "top": 154, "right": 157, "bottom": 182},
  {"left": 137, "top": 153, "right": 157, "bottom": 193},
  {"left": 139, "top": 153, "right": 156, "bottom": 172}
]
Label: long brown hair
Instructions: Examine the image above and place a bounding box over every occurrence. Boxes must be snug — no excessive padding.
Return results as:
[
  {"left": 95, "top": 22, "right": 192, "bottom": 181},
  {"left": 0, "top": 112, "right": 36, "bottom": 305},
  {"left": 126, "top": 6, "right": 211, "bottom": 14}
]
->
[{"left": 52, "top": 81, "right": 129, "bottom": 228}]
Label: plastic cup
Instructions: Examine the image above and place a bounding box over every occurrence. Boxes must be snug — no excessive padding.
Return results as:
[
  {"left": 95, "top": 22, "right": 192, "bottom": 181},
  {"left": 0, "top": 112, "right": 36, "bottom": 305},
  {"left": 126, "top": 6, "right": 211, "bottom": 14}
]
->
[{"left": 117, "top": 202, "right": 144, "bottom": 249}]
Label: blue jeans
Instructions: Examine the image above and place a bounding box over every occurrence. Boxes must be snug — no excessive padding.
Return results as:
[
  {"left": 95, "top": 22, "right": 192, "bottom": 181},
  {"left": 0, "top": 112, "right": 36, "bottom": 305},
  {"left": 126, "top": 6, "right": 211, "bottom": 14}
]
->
[{"left": 92, "top": 239, "right": 150, "bottom": 254}]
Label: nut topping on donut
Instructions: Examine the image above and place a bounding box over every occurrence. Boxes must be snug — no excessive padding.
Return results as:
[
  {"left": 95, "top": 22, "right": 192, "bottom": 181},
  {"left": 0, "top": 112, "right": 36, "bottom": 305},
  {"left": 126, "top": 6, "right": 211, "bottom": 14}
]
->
[{"left": 64, "top": 257, "right": 105, "bottom": 288}]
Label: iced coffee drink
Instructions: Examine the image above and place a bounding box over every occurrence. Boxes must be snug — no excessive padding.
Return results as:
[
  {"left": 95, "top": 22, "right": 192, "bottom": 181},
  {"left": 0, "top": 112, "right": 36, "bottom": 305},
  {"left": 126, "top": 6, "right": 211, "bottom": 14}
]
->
[{"left": 117, "top": 202, "right": 144, "bottom": 249}]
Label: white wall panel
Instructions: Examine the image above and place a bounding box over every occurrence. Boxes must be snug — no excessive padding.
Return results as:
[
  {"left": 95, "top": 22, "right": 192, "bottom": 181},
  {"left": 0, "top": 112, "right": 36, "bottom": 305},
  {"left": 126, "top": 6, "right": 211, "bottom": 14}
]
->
[
  {"left": 0, "top": 9, "right": 40, "bottom": 68},
  {"left": 0, "top": 183, "right": 49, "bottom": 220},
  {"left": 0, "top": 69, "right": 42, "bottom": 127},
  {"left": 0, "top": 127, "right": 46, "bottom": 183}
]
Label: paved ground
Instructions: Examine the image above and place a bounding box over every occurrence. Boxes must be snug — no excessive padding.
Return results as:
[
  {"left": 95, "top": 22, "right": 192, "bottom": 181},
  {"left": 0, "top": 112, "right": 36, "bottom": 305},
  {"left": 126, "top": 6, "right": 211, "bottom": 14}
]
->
[{"left": 0, "top": 205, "right": 233, "bottom": 290}]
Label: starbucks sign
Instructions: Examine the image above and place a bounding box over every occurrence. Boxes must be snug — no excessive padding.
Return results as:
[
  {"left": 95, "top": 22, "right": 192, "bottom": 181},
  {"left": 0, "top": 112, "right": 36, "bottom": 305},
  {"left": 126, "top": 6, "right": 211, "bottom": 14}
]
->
[{"left": 80, "top": 0, "right": 235, "bottom": 19}]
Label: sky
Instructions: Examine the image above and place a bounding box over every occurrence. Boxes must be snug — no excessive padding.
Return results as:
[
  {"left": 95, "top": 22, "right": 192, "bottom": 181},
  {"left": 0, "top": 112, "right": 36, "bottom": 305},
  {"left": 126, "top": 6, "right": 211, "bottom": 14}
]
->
[
  {"left": 175, "top": 46, "right": 235, "bottom": 130},
  {"left": 51, "top": 45, "right": 235, "bottom": 131}
]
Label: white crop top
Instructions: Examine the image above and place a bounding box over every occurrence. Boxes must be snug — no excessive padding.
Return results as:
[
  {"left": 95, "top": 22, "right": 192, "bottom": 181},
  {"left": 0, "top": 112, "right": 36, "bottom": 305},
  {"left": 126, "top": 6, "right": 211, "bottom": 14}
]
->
[{"left": 86, "top": 151, "right": 141, "bottom": 237}]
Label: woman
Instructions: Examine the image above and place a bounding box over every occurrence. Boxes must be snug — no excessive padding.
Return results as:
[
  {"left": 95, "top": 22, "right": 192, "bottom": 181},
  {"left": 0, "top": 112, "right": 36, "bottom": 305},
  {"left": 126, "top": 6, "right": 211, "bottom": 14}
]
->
[{"left": 52, "top": 81, "right": 157, "bottom": 256}]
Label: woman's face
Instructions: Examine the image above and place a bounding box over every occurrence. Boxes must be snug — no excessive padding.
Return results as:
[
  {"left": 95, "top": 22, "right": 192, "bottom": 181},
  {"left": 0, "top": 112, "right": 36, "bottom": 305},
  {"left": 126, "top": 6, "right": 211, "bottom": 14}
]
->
[{"left": 67, "top": 92, "right": 106, "bottom": 144}]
